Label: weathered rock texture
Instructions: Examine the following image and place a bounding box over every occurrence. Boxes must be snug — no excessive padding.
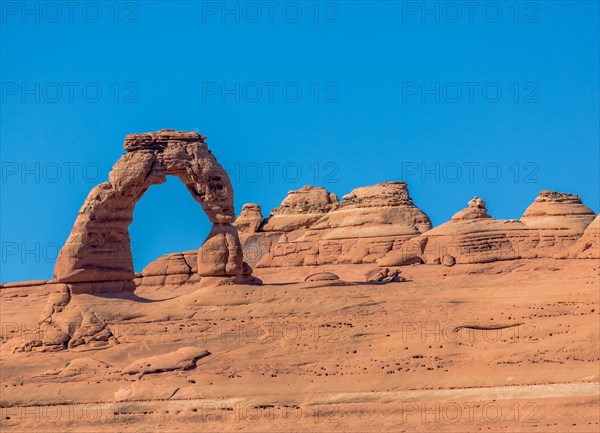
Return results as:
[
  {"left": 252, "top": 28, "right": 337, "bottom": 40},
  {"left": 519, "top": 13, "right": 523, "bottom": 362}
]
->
[
  {"left": 235, "top": 181, "right": 432, "bottom": 267},
  {"left": 520, "top": 191, "right": 595, "bottom": 229},
  {"left": 451, "top": 196, "right": 492, "bottom": 221},
  {"left": 379, "top": 191, "right": 596, "bottom": 266},
  {"left": 233, "top": 203, "right": 263, "bottom": 233},
  {"left": 260, "top": 186, "right": 339, "bottom": 232},
  {"left": 138, "top": 251, "right": 200, "bottom": 290},
  {"left": 197, "top": 223, "right": 244, "bottom": 276},
  {"left": 53, "top": 130, "right": 246, "bottom": 288},
  {"left": 146, "top": 187, "right": 597, "bottom": 273}
]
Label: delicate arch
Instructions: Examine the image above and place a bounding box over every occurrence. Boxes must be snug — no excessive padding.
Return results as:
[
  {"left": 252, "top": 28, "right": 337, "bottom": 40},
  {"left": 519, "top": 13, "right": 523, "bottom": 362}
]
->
[{"left": 53, "top": 130, "right": 244, "bottom": 284}]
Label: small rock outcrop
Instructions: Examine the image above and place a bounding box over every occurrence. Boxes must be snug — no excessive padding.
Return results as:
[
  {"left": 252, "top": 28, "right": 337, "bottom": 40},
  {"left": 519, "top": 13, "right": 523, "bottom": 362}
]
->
[
  {"left": 451, "top": 196, "right": 492, "bottom": 220},
  {"left": 304, "top": 272, "right": 340, "bottom": 282},
  {"left": 233, "top": 203, "right": 263, "bottom": 233},
  {"left": 261, "top": 186, "right": 339, "bottom": 232},
  {"left": 520, "top": 191, "right": 595, "bottom": 229},
  {"left": 52, "top": 130, "right": 249, "bottom": 291},
  {"left": 122, "top": 347, "right": 210, "bottom": 376},
  {"left": 138, "top": 251, "right": 199, "bottom": 289}
]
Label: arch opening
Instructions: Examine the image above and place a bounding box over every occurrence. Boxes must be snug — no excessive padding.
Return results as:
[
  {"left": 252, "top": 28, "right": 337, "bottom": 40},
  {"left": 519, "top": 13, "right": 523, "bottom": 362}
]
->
[{"left": 130, "top": 175, "right": 212, "bottom": 274}]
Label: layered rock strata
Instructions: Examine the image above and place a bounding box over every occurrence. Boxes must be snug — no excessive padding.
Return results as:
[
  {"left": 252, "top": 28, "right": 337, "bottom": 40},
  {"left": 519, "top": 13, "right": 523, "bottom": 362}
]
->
[
  {"left": 379, "top": 192, "right": 596, "bottom": 265},
  {"left": 144, "top": 188, "right": 597, "bottom": 274},
  {"left": 236, "top": 181, "right": 432, "bottom": 267}
]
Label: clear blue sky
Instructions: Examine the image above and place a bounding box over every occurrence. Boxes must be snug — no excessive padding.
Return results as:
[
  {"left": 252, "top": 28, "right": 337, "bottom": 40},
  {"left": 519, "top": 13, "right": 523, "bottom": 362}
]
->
[{"left": 1, "top": 1, "right": 599, "bottom": 282}]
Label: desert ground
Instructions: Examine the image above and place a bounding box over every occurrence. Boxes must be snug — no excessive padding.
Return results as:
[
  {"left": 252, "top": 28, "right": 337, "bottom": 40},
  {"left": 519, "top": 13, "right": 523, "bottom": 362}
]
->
[{"left": 1, "top": 258, "right": 598, "bottom": 432}]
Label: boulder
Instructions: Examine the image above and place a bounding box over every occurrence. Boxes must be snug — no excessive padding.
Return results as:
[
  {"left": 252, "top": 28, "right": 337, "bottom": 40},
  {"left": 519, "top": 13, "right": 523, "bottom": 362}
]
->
[
  {"left": 261, "top": 185, "right": 339, "bottom": 232},
  {"left": 442, "top": 254, "right": 456, "bottom": 267},
  {"left": 233, "top": 203, "right": 263, "bottom": 233},
  {"left": 304, "top": 272, "right": 340, "bottom": 282},
  {"left": 451, "top": 196, "right": 492, "bottom": 220}
]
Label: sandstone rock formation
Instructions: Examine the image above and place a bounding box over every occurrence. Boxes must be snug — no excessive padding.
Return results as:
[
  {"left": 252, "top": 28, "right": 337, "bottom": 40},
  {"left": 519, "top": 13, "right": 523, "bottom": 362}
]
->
[
  {"left": 451, "top": 196, "right": 492, "bottom": 220},
  {"left": 568, "top": 215, "right": 600, "bottom": 259},
  {"left": 236, "top": 181, "right": 433, "bottom": 268},
  {"left": 139, "top": 251, "right": 200, "bottom": 289},
  {"left": 260, "top": 185, "right": 339, "bottom": 232},
  {"left": 304, "top": 272, "right": 340, "bottom": 282},
  {"left": 197, "top": 223, "right": 244, "bottom": 276},
  {"left": 53, "top": 130, "right": 248, "bottom": 290},
  {"left": 521, "top": 191, "right": 595, "bottom": 229},
  {"left": 144, "top": 187, "right": 597, "bottom": 277},
  {"left": 379, "top": 191, "right": 596, "bottom": 266},
  {"left": 233, "top": 203, "right": 263, "bottom": 233}
]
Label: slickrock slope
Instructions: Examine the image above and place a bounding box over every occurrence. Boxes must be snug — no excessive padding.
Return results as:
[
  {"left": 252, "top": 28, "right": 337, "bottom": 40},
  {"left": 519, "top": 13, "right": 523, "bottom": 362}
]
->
[
  {"left": 1, "top": 258, "right": 599, "bottom": 432},
  {"left": 568, "top": 215, "right": 600, "bottom": 259}
]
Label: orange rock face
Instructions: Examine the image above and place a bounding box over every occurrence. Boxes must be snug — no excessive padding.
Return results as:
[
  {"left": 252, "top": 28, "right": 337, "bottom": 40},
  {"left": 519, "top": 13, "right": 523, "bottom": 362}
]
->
[
  {"left": 232, "top": 181, "right": 432, "bottom": 268},
  {"left": 568, "top": 215, "right": 600, "bottom": 258},
  {"left": 520, "top": 190, "right": 596, "bottom": 230},
  {"left": 233, "top": 203, "right": 264, "bottom": 233},
  {"left": 260, "top": 185, "right": 339, "bottom": 232}
]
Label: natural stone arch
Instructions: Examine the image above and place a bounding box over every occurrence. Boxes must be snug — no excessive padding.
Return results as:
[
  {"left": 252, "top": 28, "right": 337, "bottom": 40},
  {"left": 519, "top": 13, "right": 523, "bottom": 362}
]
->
[{"left": 53, "top": 130, "right": 246, "bottom": 285}]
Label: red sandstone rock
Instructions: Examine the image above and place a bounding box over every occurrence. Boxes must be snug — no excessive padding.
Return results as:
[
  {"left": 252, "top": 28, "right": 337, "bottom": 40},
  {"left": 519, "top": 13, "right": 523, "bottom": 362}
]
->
[
  {"left": 451, "top": 196, "right": 492, "bottom": 220},
  {"left": 383, "top": 191, "right": 597, "bottom": 265},
  {"left": 197, "top": 223, "right": 244, "bottom": 277},
  {"left": 248, "top": 182, "right": 432, "bottom": 268},
  {"left": 568, "top": 215, "right": 600, "bottom": 259},
  {"left": 53, "top": 130, "right": 247, "bottom": 288},
  {"left": 521, "top": 191, "right": 595, "bottom": 229},
  {"left": 233, "top": 203, "right": 263, "bottom": 233},
  {"left": 260, "top": 185, "right": 339, "bottom": 232},
  {"left": 141, "top": 251, "right": 198, "bottom": 277}
]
